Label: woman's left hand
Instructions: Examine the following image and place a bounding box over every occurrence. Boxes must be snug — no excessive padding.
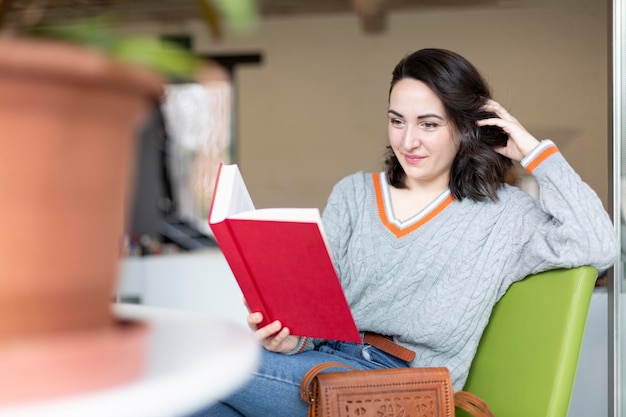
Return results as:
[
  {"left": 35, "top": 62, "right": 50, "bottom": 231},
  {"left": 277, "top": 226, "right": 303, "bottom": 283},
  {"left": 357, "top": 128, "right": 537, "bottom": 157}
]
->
[{"left": 477, "top": 99, "right": 540, "bottom": 162}]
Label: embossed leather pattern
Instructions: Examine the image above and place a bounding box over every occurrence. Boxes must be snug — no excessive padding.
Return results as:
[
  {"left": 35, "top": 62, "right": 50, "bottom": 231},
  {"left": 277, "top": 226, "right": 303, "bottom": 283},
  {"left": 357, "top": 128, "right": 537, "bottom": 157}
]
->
[{"left": 301, "top": 363, "right": 455, "bottom": 417}]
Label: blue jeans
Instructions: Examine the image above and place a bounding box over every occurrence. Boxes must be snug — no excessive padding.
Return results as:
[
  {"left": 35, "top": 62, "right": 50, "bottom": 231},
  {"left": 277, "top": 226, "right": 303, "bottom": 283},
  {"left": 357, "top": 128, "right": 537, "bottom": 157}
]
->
[{"left": 187, "top": 340, "right": 410, "bottom": 417}]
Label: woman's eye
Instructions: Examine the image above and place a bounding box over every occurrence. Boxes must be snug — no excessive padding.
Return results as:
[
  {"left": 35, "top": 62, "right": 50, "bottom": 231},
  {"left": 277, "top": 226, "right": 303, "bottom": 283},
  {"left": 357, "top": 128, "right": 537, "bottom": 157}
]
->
[
  {"left": 420, "top": 122, "right": 439, "bottom": 131},
  {"left": 390, "top": 118, "right": 405, "bottom": 128}
]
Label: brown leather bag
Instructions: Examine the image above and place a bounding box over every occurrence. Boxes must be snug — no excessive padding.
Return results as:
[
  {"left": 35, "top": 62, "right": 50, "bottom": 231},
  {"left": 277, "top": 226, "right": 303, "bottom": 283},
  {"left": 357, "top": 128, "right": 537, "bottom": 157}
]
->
[{"left": 300, "top": 362, "right": 495, "bottom": 417}]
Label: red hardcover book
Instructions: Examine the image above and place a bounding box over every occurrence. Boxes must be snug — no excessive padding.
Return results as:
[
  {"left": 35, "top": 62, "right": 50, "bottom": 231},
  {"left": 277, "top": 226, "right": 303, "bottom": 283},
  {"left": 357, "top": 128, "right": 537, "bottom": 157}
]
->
[{"left": 208, "top": 163, "right": 361, "bottom": 343}]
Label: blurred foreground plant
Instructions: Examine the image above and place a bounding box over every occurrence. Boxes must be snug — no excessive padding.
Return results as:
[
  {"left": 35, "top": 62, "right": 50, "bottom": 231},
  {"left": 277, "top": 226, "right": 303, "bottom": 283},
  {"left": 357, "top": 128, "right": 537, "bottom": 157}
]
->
[{"left": 0, "top": 0, "right": 258, "bottom": 79}]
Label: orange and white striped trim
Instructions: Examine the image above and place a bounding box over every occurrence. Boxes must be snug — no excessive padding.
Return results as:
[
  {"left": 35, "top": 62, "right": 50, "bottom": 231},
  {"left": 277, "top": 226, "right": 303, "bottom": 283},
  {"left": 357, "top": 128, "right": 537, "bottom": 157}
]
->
[
  {"left": 373, "top": 173, "right": 454, "bottom": 238},
  {"left": 521, "top": 140, "right": 559, "bottom": 174}
]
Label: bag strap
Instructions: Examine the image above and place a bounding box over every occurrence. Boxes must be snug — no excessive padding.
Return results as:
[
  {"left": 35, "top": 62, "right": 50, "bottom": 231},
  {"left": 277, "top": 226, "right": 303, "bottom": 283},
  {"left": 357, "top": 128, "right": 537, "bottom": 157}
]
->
[
  {"left": 454, "top": 391, "right": 496, "bottom": 417},
  {"left": 300, "top": 361, "right": 357, "bottom": 403}
]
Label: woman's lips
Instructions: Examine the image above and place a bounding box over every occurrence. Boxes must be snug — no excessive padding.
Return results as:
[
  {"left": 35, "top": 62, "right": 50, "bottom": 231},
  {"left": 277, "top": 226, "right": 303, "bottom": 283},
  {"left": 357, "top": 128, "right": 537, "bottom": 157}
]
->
[{"left": 404, "top": 154, "right": 425, "bottom": 164}]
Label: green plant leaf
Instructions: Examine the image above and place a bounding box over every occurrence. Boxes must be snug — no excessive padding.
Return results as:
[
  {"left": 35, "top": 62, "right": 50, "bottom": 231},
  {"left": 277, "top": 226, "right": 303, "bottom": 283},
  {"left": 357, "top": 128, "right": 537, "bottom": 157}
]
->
[
  {"left": 29, "top": 17, "right": 202, "bottom": 79},
  {"left": 110, "top": 36, "right": 203, "bottom": 79},
  {"left": 194, "top": 0, "right": 222, "bottom": 39},
  {"left": 208, "top": 0, "right": 258, "bottom": 33}
]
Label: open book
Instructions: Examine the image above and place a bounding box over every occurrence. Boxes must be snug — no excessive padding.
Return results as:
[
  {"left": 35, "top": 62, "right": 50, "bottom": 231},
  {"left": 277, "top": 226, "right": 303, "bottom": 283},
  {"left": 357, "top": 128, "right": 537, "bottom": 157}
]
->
[{"left": 208, "top": 163, "right": 361, "bottom": 343}]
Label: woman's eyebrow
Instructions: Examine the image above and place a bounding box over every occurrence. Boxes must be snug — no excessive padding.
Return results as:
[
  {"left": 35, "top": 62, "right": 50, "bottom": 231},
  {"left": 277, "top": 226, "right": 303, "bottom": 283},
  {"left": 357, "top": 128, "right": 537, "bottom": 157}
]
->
[
  {"left": 387, "top": 109, "right": 445, "bottom": 120},
  {"left": 417, "top": 113, "right": 445, "bottom": 120}
]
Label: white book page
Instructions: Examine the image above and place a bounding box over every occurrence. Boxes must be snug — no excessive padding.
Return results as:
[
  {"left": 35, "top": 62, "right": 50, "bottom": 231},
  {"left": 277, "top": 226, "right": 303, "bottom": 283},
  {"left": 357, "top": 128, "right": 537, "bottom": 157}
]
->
[
  {"left": 209, "top": 164, "right": 255, "bottom": 224},
  {"left": 229, "top": 207, "right": 321, "bottom": 223}
]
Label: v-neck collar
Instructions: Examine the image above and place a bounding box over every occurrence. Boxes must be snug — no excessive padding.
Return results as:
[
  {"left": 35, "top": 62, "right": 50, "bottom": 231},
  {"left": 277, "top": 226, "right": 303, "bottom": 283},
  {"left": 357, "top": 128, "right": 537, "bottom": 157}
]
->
[{"left": 373, "top": 172, "right": 453, "bottom": 238}]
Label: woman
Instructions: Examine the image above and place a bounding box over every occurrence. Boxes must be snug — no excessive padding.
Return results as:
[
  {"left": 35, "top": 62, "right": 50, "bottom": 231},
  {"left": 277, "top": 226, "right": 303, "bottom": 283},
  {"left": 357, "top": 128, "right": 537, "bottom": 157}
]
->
[{"left": 195, "top": 48, "right": 618, "bottom": 417}]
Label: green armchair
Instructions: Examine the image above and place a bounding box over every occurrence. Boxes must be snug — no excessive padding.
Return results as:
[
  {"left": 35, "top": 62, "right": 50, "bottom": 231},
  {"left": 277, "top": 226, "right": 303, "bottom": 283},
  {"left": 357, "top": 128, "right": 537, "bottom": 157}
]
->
[{"left": 459, "top": 266, "right": 598, "bottom": 417}]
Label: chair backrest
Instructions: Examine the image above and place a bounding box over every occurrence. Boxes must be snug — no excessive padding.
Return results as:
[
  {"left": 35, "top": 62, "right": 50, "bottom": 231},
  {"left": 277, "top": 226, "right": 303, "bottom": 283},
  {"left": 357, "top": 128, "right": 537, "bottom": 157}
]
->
[{"left": 459, "top": 266, "right": 598, "bottom": 417}]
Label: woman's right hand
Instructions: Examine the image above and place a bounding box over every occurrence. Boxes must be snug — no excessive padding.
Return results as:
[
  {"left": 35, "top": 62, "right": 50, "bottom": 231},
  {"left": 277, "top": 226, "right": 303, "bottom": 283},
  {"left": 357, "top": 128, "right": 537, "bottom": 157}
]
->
[{"left": 247, "top": 311, "right": 300, "bottom": 354}]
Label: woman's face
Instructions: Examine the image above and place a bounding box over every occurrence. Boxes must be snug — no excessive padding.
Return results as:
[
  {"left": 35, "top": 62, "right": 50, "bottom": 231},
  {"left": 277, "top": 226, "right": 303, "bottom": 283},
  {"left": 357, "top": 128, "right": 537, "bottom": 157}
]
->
[{"left": 388, "top": 78, "right": 460, "bottom": 191}]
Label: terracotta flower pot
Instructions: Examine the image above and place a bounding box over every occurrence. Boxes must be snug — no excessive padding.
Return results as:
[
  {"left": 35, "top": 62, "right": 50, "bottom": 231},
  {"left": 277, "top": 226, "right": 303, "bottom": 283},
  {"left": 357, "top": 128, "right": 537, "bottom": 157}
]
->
[{"left": 0, "top": 37, "right": 163, "bottom": 404}]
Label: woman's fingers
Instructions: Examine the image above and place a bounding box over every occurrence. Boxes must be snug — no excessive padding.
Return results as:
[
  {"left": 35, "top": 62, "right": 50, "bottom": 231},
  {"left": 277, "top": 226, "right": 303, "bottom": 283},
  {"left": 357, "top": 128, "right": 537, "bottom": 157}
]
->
[
  {"left": 261, "top": 326, "right": 290, "bottom": 348},
  {"left": 476, "top": 117, "right": 508, "bottom": 129},
  {"left": 247, "top": 311, "right": 263, "bottom": 331},
  {"left": 478, "top": 100, "right": 539, "bottom": 161},
  {"left": 246, "top": 312, "right": 300, "bottom": 353},
  {"left": 254, "top": 319, "right": 283, "bottom": 342},
  {"left": 482, "top": 99, "right": 517, "bottom": 122},
  {"left": 249, "top": 316, "right": 285, "bottom": 344},
  {"left": 255, "top": 321, "right": 297, "bottom": 353}
]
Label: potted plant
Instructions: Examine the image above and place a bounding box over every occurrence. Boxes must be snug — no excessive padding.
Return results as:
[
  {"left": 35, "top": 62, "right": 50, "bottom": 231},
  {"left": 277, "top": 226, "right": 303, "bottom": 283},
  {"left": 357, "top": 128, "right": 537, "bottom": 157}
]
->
[{"left": 0, "top": 0, "right": 256, "bottom": 406}]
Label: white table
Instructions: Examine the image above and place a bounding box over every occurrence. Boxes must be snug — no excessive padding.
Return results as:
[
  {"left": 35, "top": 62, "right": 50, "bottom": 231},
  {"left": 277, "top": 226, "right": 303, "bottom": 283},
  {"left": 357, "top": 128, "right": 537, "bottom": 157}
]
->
[{"left": 0, "top": 304, "right": 260, "bottom": 417}]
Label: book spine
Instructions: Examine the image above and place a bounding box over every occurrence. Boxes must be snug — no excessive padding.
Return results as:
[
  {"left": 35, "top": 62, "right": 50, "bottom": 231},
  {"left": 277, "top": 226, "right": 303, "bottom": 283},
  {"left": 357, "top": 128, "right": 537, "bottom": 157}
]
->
[{"left": 209, "top": 220, "right": 271, "bottom": 328}]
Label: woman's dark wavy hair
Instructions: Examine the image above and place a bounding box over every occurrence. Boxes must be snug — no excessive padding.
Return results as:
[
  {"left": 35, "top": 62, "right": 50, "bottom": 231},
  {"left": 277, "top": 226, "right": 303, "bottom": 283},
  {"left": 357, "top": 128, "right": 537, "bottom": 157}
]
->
[{"left": 385, "top": 48, "right": 512, "bottom": 202}]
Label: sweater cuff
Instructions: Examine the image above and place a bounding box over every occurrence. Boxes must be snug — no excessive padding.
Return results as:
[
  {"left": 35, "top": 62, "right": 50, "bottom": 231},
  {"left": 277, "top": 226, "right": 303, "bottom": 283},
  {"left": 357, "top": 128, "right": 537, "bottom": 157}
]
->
[
  {"left": 285, "top": 336, "right": 314, "bottom": 355},
  {"left": 520, "top": 139, "right": 560, "bottom": 174}
]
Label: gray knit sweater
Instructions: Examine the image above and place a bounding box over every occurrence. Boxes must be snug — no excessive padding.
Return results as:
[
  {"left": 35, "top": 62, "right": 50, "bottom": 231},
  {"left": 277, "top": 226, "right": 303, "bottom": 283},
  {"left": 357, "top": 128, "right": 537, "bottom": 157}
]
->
[{"left": 320, "top": 140, "right": 618, "bottom": 391}]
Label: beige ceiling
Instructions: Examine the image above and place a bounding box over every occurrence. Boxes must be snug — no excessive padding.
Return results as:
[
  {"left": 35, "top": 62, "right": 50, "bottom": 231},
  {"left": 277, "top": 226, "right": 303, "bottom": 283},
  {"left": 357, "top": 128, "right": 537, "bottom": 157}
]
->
[{"left": 4, "top": 0, "right": 501, "bottom": 30}]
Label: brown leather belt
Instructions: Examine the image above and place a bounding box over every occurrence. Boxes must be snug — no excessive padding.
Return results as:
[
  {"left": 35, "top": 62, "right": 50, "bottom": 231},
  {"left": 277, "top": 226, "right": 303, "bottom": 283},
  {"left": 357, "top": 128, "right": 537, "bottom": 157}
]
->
[{"left": 363, "top": 332, "right": 415, "bottom": 363}]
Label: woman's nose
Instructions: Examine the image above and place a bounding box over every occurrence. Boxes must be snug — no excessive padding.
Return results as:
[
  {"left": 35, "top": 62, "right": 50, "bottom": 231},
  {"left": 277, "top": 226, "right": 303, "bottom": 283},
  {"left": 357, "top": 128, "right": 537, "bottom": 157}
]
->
[{"left": 402, "top": 126, "right": 421, "bottom": 149}]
